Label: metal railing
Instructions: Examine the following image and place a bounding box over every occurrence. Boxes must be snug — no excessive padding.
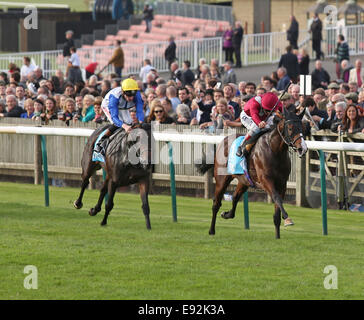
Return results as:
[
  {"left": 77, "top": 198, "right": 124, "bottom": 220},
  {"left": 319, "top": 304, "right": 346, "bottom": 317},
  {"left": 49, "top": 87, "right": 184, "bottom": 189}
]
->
[{"left": 2, "top": 24, "right": 364, "bottom": 78}]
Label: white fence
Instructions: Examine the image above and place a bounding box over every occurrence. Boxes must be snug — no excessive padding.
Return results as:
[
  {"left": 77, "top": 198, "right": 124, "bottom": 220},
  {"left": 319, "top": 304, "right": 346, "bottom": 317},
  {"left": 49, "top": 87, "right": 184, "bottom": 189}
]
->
[{"left": 2, "top": 24, "right": 364, "bottom": 78}]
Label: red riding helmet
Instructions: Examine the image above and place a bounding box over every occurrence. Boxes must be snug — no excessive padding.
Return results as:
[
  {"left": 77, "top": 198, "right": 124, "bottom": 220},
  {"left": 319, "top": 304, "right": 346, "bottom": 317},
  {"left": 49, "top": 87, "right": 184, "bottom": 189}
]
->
[{"left": 261, "top": 92, "right": 282, "bottom": 111}]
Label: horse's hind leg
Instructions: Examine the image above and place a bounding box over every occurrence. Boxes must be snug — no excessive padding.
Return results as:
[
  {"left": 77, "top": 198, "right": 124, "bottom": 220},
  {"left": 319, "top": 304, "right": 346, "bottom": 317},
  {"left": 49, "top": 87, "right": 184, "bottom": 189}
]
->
[
  {"left": 209, "top": 175, "right": 232, "bottom": 235},
  {"left": 89, "top": 178, "right": 108, "bottom": 216},
  {"left": 139, "top": 179, "right": 151, "bottom": 230},
  {"left": 221, "top": 181, "right": 248, "bottom": 219},
  {"left": 101, "top": 180, "right": 117, "bottom": 226}
]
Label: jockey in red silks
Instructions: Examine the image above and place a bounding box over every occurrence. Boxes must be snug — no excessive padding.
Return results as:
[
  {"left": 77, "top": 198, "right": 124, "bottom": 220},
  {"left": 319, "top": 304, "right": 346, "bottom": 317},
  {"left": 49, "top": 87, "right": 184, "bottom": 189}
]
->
[{"left": 236, "top": 92, "right": 283, "bottom": 157}]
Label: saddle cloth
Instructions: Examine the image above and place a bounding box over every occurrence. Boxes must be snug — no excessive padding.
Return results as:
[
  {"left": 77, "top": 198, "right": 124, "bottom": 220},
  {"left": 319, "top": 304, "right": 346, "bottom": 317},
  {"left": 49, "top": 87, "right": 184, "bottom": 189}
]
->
[{"left": 92, "top": 129, "right": 108, "bottom": 163}]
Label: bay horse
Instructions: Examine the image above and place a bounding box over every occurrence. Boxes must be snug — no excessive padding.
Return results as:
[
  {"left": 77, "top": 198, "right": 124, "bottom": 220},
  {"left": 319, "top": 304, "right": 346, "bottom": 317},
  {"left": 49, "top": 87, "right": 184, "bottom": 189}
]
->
[
  {"left": 196, "top": 107, "right": 307, "bottom": 239},
  {"left": 74, "top": 124, "right": 152, "bottom": 229}
]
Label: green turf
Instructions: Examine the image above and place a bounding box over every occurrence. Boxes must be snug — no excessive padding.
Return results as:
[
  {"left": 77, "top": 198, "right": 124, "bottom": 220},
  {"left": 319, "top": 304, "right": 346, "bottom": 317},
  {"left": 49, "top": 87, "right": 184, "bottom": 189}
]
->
[{"left": 0, "top": 181, "right": 364, "bottom": 300}]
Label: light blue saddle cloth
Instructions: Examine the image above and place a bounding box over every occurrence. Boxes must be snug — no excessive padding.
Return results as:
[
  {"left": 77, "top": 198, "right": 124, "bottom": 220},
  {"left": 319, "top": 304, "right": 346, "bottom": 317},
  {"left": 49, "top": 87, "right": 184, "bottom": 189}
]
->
[
  {"left": 227, "top": 136, "right": 245, "bottom": 175},
  {"left": 92, "top": 129, "right": 108, "bottom": 163}
]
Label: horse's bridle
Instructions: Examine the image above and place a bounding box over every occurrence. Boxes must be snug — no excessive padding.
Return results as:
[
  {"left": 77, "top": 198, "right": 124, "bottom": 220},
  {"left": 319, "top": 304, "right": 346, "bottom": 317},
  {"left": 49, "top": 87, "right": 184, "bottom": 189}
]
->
[{"left": 277, "top": 119, "right": 304, "bottom": 151}]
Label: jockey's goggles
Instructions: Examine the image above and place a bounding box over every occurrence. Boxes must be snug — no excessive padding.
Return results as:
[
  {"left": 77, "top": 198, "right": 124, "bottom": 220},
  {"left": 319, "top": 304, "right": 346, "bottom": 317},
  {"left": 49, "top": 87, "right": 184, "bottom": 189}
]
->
[{"left": 124, "top": 90, "right": 137, "bottom": 97}]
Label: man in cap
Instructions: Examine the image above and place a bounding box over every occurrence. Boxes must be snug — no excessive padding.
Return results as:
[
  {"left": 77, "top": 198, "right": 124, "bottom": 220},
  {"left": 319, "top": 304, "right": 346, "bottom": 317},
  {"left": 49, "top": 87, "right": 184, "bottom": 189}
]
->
[
  {"left": 222, "top": 61, "right": 237, "bottom": 85},
  {"left": 63, "top": 30, "right": 74, "bottom": 58},
  {"left": 327, "top": 82, "right": 340, "bottom": 99},
  {"left": 345, "top": 92, "right": 358, "bottom": 105},
  {"left": 311, "top": 60, "right": 330, "bottom": 90},
  {"left": 236, "top": 92, "right": 283, "bottom": 158}
]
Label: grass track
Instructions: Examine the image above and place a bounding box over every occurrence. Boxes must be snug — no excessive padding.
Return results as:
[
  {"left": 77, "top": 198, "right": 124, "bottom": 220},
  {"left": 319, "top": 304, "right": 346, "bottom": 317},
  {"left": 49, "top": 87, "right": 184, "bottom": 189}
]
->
[{"left": 1, "top": 182, "right": 364, "bottom": 300}]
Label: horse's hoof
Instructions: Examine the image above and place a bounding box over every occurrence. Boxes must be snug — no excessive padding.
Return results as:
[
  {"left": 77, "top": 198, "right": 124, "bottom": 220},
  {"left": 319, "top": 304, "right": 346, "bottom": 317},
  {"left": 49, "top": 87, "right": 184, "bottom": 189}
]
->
[
  {"left": 209, "top": 230, "right": 215, "bottom": 235},
  {"left": 73, "top": 200, "right": 83, "bottom": 209},
  {"left": 221, "top": 211, "right": 234, "bottom": 219},
  {"left": 89, "top": 208, "right": 99, "bottom": 216},
  {"left": 100, "top": 221, "right": 107, "bottom": 226}
]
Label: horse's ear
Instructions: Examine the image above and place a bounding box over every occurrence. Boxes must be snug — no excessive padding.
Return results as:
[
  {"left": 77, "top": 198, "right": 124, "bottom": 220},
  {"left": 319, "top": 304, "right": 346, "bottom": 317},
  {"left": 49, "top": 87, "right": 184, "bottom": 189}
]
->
[{"left": 298, "top": 107, "right": 306, "bottom": 120}]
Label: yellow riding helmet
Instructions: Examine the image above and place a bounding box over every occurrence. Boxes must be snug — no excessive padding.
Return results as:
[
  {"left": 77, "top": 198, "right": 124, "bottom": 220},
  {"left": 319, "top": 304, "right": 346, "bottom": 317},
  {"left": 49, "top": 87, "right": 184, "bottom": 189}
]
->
[{"left": 121, "top": 78, "right": 139, "bottom": 92}]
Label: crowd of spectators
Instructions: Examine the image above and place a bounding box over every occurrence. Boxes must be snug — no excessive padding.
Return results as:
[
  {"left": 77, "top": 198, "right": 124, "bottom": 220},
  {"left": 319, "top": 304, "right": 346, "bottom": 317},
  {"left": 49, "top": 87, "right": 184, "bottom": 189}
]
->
[{"left": 0, "top": 39, "right": 364, "bottom": 136}]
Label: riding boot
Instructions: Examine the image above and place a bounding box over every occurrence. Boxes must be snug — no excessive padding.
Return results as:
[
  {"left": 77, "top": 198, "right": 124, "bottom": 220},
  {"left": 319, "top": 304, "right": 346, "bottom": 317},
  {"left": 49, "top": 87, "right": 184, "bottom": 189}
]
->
[
  {"left": 236, "top": 134, "right": 252, "bottom": 157},
  {"left": 94, "top": 128, "right": 113, "bottom": 154}
]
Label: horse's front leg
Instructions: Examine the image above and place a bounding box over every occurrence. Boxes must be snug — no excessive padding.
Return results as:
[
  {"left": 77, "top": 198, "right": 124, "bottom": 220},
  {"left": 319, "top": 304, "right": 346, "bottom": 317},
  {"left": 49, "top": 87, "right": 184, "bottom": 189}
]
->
[
  {"left": 261, "top": 177, "right": 292, "bottom": 239},
  {"left": 139, "top": 178, "right": 151, "bottom": 230}
]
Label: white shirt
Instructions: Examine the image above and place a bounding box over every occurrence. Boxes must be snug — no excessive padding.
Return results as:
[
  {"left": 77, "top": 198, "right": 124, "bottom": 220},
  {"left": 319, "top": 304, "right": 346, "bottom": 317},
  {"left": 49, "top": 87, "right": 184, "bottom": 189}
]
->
[
  {"left": 20, "top": 64, "right": 37, "bottom": 79},
  {"left": 139, "top": 64, "right": 153, "bottom": 83},
  {"left": 69, "top": 53, "right": 80, "bottom": 67}
]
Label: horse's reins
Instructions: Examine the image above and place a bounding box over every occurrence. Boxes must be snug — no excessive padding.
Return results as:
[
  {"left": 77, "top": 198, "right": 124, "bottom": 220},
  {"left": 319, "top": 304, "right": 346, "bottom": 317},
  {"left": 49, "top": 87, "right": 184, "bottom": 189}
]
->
[{"left": 277, "top": 119, "right": 304, "bottom": 151}]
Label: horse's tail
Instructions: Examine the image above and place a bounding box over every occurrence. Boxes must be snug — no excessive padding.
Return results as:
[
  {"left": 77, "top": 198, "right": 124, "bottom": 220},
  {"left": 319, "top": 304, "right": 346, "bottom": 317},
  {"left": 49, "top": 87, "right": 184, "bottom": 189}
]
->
[{"left": 195, "top": 152, "right": 215, "bottom": 175}]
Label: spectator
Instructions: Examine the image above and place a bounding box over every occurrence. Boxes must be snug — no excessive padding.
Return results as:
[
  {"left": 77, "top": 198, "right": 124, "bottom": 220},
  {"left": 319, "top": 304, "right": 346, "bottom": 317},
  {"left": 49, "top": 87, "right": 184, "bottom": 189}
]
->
[
  {"left": 55, "top": 70, "right": 65, "bottom": 93},
  {"left": 311, "top": 60, "right": 330, "bottom": 90},
  {"left": 290, "top": 84, "right": 300, "bottom": 106},
  {"left": 287, "top": 16, "right": 299, "bottom": 49},
  {"left": 330, "top": 101, "right": 346, "bottom": 133},
  {"left": 178, "top": 87, "right": 192, "bottom": 108},
  {"left": 20, "top": 57, "right": 37, "bottom": 82},
  {"left": 143, "top": 4, "right": 154, "bottom": 33},
  {"left": 31, "top": 99, "right": 44, "bottom": 121},
  {"left": 194, "top": 88, "right": 214, "bottom": 124},
  {"left": 43, "top": 97, "right": 58, "bottom": 123},
  {"left": 166, "top": 86, "right": 181, "bottom": 112},
  {"left": 156, "top": 84, "right": 167, "bottom": 101},
  {"left": 349, "top": 59, "right": 364, "bottom": 87},
  {"left": 34, "top": 67, "right": 46, "bottom": 84},
  {"left": 139, "top": 59, "right": 153, "bottom": 89},
  {"left": 302, "top": 97, "right": 328, "bottom": 134},
  {"left": 100, "top": 80, "right": 111, "bottom": 97},
  {"left": 222, "top": 25, "right": 234, "bottom": 63},
  {"left": 222, "top": 61, "right": 236, "bottom": 85},
  {"left": 63, "top": 30, "right": 74, "bottom": 58},
  {"left": 145, "top": 90, "right": 156, "bottom": 117},
  {"left": 161, "top": 98, "right": 177, "bottom": 121},
  {"left": 345, "top": 92, "right": 358, "bottom": 105},
  {"left": 85, "top": 62, "right": 98, "bottom": 80},
  {"left": 170, "top": 62, "right": 182, "bottom": 84},
  {"left": 108, "top": 40, "right": 124, "bottom": 78},
  {"left": 340, "top": 83, "right": 350, "bottom": 95},
  {"left": 276, "top": 67, "right": 290, "bottom": 90},
  {"left": 146, "top": 99, "right": 175, "bottom": 124},
  {"left": 93, "top": 96, "right": 106, "bottom": 123},
  {"left": 310, "top": 13, "right": 323, "bottom": 60},
  {"left": 181, "top": 60, "right": 195, "bottom": 87},
  {"left": 66, "top": 47, "right": 82, "bottom": 84},
  {"left": 20, "top": 99, "right": 34, "bottom": 119},
  {"left": 298, "top": 48, "right": 310, "bottom": 75},
  {"left": 59, "top": 98, "right": 77, "bottom": 125},
  {"left": 327, "top": 82, "right": 340, "bottom": 99},
  {"left": 336, "top": 34, "right": 350, "bottom": 78},
  {"left": 339, "top": 104, "right": 364, "bottom": 134},
  {"left": 223, "top": 84, "right": 240, "bottom": 119},
  {"left": 79, "top": 94, "right": 95, "bottom": 123},
  {"left": 313, "top": 88, "right": 329, "bottom": 110},
  {"left": 244, "top": 82, "right": 256, "bottom": 96},
  {"left": 232, "top": 21, "right": 243, "bottom": 68},
  {"left": 16, "top": 86, "right": 26, "bottom": 109},
  {"left": 200, "top": 98, "right": 234, "bottom": 131},
  {"left": 129, "top": 107, "right": 140, "bottom": 125},
  {"left": 278, "top": 45, "right": 299, "bottom": 82},
  {"left": 176, "top": 103, "right": 191, "bottom": 125},
  {"left": 164, "top": 36, "right": 177, "bottom": 68},
  {"left": 341, "top": 59, "right": 353, "bottom": 83},
  {"left": 0, "top": 95, "right": 23, "bottom": 118}
]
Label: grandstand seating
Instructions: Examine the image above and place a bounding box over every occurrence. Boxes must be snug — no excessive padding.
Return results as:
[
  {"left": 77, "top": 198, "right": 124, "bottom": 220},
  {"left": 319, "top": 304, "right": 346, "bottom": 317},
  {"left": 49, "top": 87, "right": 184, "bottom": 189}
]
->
[{"left": 74, "top": 14, "right": 231, "bottom": 74}]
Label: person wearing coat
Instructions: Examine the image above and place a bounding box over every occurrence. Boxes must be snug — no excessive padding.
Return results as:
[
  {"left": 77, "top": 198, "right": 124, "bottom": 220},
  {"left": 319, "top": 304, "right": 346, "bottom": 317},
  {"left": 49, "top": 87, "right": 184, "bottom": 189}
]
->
[
  {"left": 310, "top": 13, "right": 323, "bottom": 61},
  {"left": 287, "top": 16, "right": 299, "bottom": 49},
  {"left": 223, "top": 25, "right": 234, "bottom": 63},
  {"left": 164, "top": 36, "right": 177, "bottom": 68}
]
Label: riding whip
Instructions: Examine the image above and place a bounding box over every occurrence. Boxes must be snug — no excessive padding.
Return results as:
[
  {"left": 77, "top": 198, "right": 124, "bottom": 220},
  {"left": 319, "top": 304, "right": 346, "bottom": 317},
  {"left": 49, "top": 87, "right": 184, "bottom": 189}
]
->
[{"left": 264, "top": 80, "right": 292, "bottom": 121}]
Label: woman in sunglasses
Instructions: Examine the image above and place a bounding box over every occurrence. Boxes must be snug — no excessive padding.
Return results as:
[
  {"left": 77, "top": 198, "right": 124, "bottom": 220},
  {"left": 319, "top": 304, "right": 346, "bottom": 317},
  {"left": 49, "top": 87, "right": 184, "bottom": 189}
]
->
[
  {"left": 145, "top": 99, "right": 175, "bottom": 125},
  {"left": 94, "top": 78, "right": 144, "bottom": 155}
]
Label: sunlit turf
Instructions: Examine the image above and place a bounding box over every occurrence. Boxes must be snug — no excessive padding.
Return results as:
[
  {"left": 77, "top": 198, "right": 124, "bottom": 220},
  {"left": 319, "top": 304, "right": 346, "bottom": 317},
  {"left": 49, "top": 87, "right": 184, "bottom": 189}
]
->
[{"left": 1, "top": 182, "right": 363, "bottom": 300}]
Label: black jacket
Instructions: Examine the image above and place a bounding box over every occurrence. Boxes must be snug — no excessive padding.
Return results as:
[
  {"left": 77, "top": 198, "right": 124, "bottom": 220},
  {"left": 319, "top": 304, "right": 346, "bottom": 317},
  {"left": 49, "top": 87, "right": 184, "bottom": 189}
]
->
[
  {"left": 311, "top": 68, "right": 330, "bottom": 90},
  {"left": 287, "top": 19, "right": 299, "bottom": 44},
  {"left": 164, "top": 41, "right": 176, "bottom": 63},
  {"left": 181, "top": 69, "right": 195, "bottom": 86},
  {"left": 310, "top": 18, "right": 322, "bottom": 42},
  {"left": 278, "top": 52, "right": 299, "bottom": 81},
  {"left": 3, "top": 106, "right": 24, "bottom": 117},
  {"left": 63, "top": 38, "right": 74, "bottom": 57},
  {"left": 232, "top": 26, "right": 243, "bottom": 47},
  {"left": 299, "top": 55, "right": 310, "bottom": 75}
]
